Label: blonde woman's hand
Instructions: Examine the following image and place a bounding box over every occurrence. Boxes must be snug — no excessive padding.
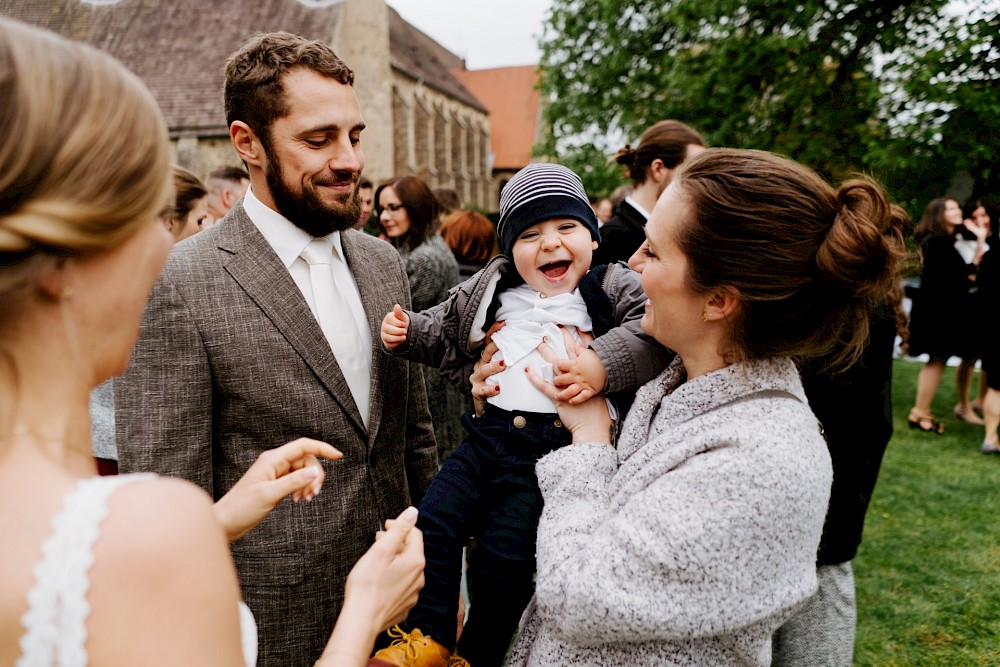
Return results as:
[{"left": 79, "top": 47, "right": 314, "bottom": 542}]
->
[
  {"left": 346, "top": 507, "right": 425, "bottom": 630},
  {"left": 214, "top": 438, "right": 342, "bottom": 542}
]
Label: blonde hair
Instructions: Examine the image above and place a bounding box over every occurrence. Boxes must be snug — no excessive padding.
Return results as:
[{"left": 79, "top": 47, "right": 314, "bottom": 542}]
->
[{"left": 0, "top": 18, "right": 171, "bottom": 321}]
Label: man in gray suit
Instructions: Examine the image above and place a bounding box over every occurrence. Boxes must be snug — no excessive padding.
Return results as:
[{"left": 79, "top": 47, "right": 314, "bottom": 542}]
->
[{"left": 116, "top": 32, "right": 438, "bottom": 667}]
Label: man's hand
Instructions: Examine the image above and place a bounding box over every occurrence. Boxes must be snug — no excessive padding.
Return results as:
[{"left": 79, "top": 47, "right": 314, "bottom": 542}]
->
[{"left": 381, "top": 304, "right": 410, "bottom": 350}]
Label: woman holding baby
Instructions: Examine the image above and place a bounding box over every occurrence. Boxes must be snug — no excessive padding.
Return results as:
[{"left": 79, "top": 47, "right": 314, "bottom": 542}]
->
[{"left": 495, "top": 149, "right": 907, "bottom": 666}]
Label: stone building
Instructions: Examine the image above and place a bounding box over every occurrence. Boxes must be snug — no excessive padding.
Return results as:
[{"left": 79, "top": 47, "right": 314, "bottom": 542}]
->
[
  {"left": 454, "top": 65, "right": 543, "bottom": 207},
  {"left": 0, "top": 0, "right": 494, "bottom": 208}
]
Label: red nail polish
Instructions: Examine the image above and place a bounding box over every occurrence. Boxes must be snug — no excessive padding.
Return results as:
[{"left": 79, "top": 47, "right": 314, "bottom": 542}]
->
[
  {"left": 495, "top": 385, "right": 501, "bottom": 392},
  {"left": 498, "top": 360, "right": 505, "bottom": 367}
]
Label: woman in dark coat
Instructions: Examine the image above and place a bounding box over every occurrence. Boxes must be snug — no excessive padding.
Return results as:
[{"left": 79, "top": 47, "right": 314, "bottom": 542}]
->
[{"left": 907, "top": 198, "right": 988, "bottom": 432}]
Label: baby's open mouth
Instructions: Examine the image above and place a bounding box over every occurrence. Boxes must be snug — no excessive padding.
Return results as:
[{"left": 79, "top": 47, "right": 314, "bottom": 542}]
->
[{"left": 540, "top": 261, "right": 570, "bottom": 278}]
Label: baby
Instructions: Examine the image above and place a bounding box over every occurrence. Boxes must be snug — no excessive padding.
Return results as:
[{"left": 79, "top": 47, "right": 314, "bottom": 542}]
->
[{"left": 372, "top": 163, "right": 671, "bottom": 667}]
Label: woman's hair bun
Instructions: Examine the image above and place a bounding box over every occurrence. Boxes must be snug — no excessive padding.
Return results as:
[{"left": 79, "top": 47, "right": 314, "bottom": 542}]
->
[{"left": 815, "top": 178, "right": 909, "bottom": 304}]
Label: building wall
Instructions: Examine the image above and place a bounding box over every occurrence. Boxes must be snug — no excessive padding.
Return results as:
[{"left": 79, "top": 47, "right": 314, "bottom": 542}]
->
[
  {"left": 171, "top": 136, "right": 243, "bottom": 182},
  {"left": 331, "top": 0, "right": 394, "bottom": 187},
  {"left": 390, "top": 74, "right": 492, "bottom": 209}
]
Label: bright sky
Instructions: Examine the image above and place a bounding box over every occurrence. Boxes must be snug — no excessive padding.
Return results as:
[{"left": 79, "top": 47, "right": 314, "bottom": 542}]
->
[{"left": 386, "top": 0, "right": 553, "bottom": 70}]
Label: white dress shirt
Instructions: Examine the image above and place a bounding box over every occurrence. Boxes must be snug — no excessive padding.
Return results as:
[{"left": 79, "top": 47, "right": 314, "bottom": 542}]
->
[
  {"left": 624, "top": 195, "right": 651, "bottom": 221},
  {"left": 242, "top": 187, "right": 373, "bottom": 407}
]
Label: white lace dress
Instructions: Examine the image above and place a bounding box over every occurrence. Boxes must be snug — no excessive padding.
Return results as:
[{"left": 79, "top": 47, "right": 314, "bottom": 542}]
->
[{"left": 16, "top": 474, "right": 258, "bottom": 667}]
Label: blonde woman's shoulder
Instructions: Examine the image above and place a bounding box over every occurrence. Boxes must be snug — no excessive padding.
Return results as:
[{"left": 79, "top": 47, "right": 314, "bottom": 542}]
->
[{"left": 88, "top": 476, "right": 247, "bottom": 667}]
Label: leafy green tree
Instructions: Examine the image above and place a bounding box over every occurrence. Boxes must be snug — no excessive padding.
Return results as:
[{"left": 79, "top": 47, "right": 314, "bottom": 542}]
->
[{"left": 538, "top": 0, "right": 998, "bottom": 211}]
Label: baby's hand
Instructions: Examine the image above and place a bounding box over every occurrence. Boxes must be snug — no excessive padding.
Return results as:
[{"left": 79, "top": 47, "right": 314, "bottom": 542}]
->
[
  {"left": 381, "top": 304, "right": 410, "bottom": 350},
  {"left": 550, "top": 330, "right": 607, "bottom": 404}
]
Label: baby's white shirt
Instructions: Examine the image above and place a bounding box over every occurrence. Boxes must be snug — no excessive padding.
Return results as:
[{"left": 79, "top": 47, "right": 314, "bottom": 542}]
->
[{"left": 486, "top": 285, "right": 592, "bottom": 413}]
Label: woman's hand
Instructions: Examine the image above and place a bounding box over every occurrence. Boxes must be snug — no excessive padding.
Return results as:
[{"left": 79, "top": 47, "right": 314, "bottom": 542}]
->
[
  {"left": 470, "top": 321, "right": 506, "bottom": 417},
  {"left": 965, "top": 215, "right": 990, "bottom": 243},
  {"left": 526, "top": 328, "right": 614, "bottom": 445},
  {"left": 213, "top": 438, "right": 342, "bottom": 542},
  {"left": 316, "top": 507, "right": 425, "bottom": 665}
]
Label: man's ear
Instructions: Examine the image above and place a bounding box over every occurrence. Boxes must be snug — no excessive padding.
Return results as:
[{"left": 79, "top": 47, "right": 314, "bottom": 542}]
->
[{"left": 231, "top": 121, "right": 265, "bottom": 169}]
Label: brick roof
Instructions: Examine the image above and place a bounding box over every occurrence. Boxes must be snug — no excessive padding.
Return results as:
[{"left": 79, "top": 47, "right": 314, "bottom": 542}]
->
[
  {"left": 453, "top": 65, "right": 541, "bottom": 170},
  {"left": 0, "top": 0, "right": 485, "bottom": 136}
]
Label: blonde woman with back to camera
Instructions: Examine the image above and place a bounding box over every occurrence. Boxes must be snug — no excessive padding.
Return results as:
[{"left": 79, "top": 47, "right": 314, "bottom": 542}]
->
[
  {"left": 0, "top": 19, "right": 423, "bottom": 667},
  {"left": 470, "top": 148, "right": 908, "bottom": 666}
]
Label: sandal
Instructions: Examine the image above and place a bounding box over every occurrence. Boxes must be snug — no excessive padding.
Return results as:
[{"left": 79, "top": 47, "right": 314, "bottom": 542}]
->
[
  {"left": 954, "top": 405, "right": 985, "bottom": 426},
  {"left": 909, "top": 412, "right": 944, "bottom": 434}
]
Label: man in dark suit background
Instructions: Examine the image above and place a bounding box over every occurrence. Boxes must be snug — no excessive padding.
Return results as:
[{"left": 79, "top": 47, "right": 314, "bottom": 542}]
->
[
  {"left": 592, "top": 119, "right": 706, "bottom": 267},
  {"left": 116, "top": 32, "right": 438, "bottom": 667}
]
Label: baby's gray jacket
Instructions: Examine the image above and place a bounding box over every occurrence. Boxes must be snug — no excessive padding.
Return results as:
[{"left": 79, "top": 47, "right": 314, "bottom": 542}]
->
[{"left": 387, "top": 256, "right": 674, "bottom": 395}]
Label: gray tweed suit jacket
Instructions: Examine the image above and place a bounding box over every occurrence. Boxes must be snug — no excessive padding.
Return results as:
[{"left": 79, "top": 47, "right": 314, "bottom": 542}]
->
[{"left": 115, "top": 202, "right": 438, "bottom": 667}]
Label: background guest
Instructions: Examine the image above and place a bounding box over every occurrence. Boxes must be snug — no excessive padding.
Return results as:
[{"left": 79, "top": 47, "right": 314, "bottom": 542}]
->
[
  {"left": 377, "top": 176, "right": 464, "bottom": 460},
  {"left": 205, "top": 165, "right": 250, "bottom": 221},
  {"left": 163, "top": 166, "right": 212, "bottom": 242},
  {"left": 355, "top": 177, "right": 374, "bottom": 230},
  {"left": 592, "top": 119, "right": 705, "bottom": 266},
  {"left": 438, "top": 209, "right": 497, "bottom": 283},
  {"left": 907, "top": 198, "right": 988, "bottom": 432}
]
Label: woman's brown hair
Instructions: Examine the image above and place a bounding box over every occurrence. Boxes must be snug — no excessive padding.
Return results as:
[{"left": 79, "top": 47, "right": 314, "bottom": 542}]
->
[
  {"left": 375, "top": 176, "right": 439, "bottom": 251},
  {"left": 674, "top": 148, "right": 909, "bottom": 369},
  {"left": 165, "top": 166, "right": 208, "bottom": 226},
  {"left": 439, "top": 210, "right": 497, "bottom": 266}
]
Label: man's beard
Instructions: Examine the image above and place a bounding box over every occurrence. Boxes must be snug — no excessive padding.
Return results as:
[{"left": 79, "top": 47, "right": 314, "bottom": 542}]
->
[{"left": 266, "top": 155, "right": 361, "bottom": 237}]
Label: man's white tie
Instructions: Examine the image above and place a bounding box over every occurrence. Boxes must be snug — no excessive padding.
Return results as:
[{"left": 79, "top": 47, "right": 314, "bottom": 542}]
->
[{"left": 300, "top": 237, "right": 369, "bottom": 427}]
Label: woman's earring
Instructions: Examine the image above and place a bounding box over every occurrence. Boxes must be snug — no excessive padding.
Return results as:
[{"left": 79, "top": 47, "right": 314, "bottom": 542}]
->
[{"left": 701, "top": 308, "right": 709, "bottom": 322}]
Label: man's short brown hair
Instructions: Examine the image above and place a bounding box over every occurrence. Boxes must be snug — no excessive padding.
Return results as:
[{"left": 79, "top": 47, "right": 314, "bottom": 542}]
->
[{"left": 224, "top": 32, "right": 354, "bottom": 150}]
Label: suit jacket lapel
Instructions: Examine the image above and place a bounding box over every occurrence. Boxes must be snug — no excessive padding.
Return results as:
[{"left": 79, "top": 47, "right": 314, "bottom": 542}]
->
[
  {"left": 218, "top": 205, "right": 367, "bottom": 435},
  {"left": 341, "top": 230, "right": 388, "bottom": 447}
]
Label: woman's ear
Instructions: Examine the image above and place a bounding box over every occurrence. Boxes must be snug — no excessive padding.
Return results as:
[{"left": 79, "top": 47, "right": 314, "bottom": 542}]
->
[
  {"left": 163, "top": 217, "right": 180, "bottom": 238},
  {"left": 36, "top": 256, "right": 71, "bottom": 301},
  {"left": 705, "top": 286, "right": 741, "bottom": 320}
]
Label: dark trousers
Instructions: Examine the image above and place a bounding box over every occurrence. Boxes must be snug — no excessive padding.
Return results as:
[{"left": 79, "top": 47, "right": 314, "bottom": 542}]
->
[{"left": 407, "top": 405, "right": 571, "bottom": 667}]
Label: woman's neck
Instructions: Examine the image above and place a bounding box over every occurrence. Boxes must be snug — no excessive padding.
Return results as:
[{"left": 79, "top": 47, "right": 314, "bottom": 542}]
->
[{"left": 0, "top": 324, "right": 96, "bottom": 477}]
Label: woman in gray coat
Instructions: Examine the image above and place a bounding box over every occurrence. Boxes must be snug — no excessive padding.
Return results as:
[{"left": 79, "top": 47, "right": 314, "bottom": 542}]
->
[
  {"left": 481, "top": 149, "right": 909, "bottom": 666},
  {"left": 376, "top": 176, "right": 463, "bottom": 460}
]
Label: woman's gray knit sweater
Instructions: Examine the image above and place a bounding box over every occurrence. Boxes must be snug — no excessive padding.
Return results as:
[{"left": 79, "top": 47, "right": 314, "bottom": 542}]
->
[{"left": 506, "top": 356, "right": 832, "bottom": 666}]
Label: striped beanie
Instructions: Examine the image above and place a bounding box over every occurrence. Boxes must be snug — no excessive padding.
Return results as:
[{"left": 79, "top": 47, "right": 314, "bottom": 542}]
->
[{"left": 496, "top": 163, "right": 601, "bottom": 257}]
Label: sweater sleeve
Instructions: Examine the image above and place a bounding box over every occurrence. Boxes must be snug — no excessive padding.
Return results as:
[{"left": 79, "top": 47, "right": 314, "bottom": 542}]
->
[{"left": 532, "top": 416, "right": 828, "bottom": 645}]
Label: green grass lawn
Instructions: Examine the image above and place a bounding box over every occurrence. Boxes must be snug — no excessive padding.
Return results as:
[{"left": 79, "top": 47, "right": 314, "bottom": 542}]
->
[{"left": 853, "top": 359, "right": 999, "bottom": 666}]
